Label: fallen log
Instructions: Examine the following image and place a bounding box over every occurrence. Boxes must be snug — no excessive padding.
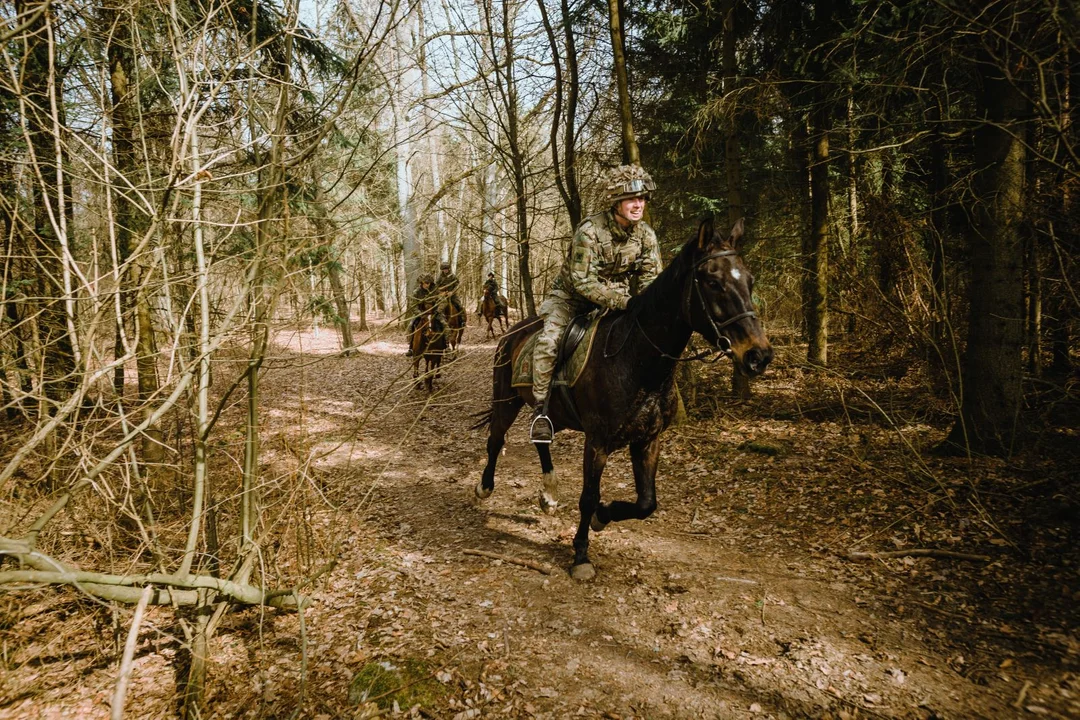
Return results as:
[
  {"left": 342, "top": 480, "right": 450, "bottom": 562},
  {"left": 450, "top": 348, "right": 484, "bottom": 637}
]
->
[{"left": 0, "top": 537, "right": 305, "bottom": 609}]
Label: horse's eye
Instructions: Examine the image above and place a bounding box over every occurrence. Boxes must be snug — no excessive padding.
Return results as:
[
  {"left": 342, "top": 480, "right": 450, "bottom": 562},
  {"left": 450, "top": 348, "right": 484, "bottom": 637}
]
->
[{"left": 706, "top": 277, "right": 724, "bottom": 291}]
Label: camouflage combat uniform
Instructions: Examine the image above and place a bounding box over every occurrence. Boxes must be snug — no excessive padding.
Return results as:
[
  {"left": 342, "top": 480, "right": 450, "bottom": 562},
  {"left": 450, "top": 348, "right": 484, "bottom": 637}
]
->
[
  {"left": 408, "top": 281, "right": 442, "bottom": 335},
  {"left": 532, "top": 209, "right": 662, "bottom": 404},
  {"left": 436, "top": 268, "right": 465, "bottom": 320}
]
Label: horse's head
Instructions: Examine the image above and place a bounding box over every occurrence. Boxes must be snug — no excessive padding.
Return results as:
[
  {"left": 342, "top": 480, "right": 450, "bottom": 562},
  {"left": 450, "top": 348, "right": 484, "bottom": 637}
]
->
[{"left": 686, "top": 217, "right": 773, "bottom": 377}]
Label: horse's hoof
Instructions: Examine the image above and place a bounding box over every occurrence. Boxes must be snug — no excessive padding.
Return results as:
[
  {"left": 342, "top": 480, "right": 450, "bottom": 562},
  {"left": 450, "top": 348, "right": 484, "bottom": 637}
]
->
[
  {"left": 475, "top": 482, "right": 493, "bottom": 500},
  {"left": 539, "top": 491, "right": 558, "bottom": 515},
  {"left": 570, "top": 563, "right": 595, "bottom": 581},
  {"left": 590, "top": 511, "right": 609, "bottom": 532}
]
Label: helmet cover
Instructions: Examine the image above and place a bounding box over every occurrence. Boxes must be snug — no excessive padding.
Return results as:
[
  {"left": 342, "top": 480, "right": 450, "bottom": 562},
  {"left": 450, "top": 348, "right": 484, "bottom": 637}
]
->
[{"left": 606, "top": 164, "right": 656, "bottom": 202}]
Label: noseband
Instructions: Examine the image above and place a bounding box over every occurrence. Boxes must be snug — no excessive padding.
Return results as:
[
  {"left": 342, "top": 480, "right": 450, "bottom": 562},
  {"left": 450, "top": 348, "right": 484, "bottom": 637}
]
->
[{"left": 685, "top": 250, "right": 758, "bottom": 353}]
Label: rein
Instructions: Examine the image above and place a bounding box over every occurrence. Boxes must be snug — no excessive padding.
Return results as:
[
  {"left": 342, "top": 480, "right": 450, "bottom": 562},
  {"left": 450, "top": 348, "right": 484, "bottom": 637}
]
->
[{"left": 603, "top": 248, "right": 757, "bottom": 362}]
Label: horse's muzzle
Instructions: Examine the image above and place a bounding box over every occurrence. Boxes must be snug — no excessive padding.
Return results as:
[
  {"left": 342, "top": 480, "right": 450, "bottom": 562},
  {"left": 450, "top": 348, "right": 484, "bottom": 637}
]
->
[{"left": 743, "top": 345, "right": 773, "bottom": 377}]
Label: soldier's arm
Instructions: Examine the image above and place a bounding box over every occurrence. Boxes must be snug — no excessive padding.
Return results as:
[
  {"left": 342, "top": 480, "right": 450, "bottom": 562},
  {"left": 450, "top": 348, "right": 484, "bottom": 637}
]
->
[
  {"left": 567, "top": 224, "right": 631, "bottom": 310},
  {"left": 636, "top": 227, "right": 663, "bottom": 293}
]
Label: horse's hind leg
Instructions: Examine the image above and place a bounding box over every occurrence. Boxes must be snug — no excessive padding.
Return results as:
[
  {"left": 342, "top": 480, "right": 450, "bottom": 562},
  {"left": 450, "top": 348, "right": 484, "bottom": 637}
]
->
[
  {"left": 535, "top": 442, "right": 558, "bottom": 515},
  {"left": 475, "top": 393, "right": 524, "bottom": 499},
  {"left": 571, "top": 436, "right": 608, "bottom": 581},
  {"left": 592, "top": 434, "right": 659, "bottom": 531}
]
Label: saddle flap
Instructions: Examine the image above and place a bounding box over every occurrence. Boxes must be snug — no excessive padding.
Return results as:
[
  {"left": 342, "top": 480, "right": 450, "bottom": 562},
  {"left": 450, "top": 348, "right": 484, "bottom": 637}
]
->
[
  {"left": 557, "top": 314, "right": 590, "bottom": 368},
  {"left": 510, "top": 314, "right": 601, "bottom": 389}
]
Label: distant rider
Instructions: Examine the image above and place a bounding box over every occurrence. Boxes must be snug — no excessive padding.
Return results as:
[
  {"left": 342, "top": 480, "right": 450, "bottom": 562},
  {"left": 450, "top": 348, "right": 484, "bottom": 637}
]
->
[
  {"left": 482, "top": 272, "right": 508, "bottom": 315},
  {"left": 405, "top": 274, "right": 443, "bottom": 356},
  {"left": 435, "top": 261, "right": 465, "bottom": 326}
]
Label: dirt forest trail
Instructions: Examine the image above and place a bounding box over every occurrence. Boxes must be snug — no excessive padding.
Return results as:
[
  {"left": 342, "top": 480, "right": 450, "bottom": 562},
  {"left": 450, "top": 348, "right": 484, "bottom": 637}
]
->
[{"left": 233, "top": 316, "right": 1078, "bottom": 720}]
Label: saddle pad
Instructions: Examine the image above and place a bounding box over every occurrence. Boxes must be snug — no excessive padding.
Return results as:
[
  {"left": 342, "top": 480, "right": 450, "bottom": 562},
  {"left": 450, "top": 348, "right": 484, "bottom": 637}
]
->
[{"left": 510, "top": 318, "right": 601, "bottom": 389}]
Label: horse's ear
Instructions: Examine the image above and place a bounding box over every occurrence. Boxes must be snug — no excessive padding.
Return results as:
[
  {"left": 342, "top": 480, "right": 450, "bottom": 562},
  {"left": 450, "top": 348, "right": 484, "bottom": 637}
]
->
[
  {"left": 728, "top": 217, "right": 744, "bottom": 249},
  {"left": 697, "top": 216, "right": 716, "bottom": 250}
]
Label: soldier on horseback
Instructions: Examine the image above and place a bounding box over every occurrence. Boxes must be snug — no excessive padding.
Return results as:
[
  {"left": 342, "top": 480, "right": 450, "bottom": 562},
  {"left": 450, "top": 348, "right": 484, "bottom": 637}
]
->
[
  {"left": 530, "top": 164, "right": 663, "bottom": 443},
  {"left": 436, "top": 261, "right": 465, "bottom": 325},
  {"left": 405, "top": 273, "right": 443, "bottom": 357},
  {"left": 482, "top": 272, "right": 508, "bottom": 314}
]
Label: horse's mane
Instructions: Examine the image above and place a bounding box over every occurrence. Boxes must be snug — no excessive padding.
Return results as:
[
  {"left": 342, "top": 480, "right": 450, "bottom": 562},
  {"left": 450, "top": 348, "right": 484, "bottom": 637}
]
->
[{"left": 623, "top": 235, "right": 698, "bottom": 321}]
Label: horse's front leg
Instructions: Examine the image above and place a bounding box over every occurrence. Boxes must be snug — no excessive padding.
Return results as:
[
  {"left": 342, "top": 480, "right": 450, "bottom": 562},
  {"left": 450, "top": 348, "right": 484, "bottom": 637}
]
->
[
  {"left": 535, "top": 441, "right": 558, "bottom": 515},
  {"left": 571, "top": 436, "right": 607, "bottom": 581},
  {"left": 592, "top": 434, "right": 659, "bottom": 531}
]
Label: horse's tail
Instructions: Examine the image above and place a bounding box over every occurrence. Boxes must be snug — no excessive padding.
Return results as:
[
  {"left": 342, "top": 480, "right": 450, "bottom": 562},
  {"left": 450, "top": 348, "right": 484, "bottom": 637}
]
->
[{"left": 469, "top": 408, "right": 492, "bottom": 430}]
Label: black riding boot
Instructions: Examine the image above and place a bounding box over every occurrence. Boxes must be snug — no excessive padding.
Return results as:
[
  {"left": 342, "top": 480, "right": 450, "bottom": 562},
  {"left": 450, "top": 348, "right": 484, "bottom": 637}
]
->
[{"left": 530, "top": 405, "right": 553, "bottom": 444}]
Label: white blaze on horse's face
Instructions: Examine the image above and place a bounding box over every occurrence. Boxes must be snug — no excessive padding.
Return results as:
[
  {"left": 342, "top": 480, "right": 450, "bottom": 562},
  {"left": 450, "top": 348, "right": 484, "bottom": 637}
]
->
[{"left": 730, "top": 268, "right": 741, "bottom": 281}]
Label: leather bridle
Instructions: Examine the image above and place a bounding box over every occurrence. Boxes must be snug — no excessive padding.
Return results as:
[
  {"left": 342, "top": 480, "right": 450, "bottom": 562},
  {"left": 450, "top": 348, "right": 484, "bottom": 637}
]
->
[
  {"left": 603, "top": 248, "right": 759, "bottom": 362},
  {"left": 684, "top": 249, "right": 758, "bottom": 354}
]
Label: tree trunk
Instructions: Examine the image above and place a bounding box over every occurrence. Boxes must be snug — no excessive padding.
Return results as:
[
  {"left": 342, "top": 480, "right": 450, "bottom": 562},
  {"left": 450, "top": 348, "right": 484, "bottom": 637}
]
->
[
  {"left": 607, "top": 0, "right": 638, "bottom": 164},
  {"left": 925, "top": 91, "right": 951, "bottom": 355},
  {"left": 481, "top": 155, "right": 497, "bottom": 278},
  {"left": 945, "top": 48, "right": 1027, "bottom": 455},
  {"left": 356, "top": 256, "right": 369, "bottom": 331},
  {"left": 805, "top": 108, "right": 830, "bottom": 367},
  {"left": 539, "top": 0, "right": 583, "bottom": 228},
  {"left": 394, "top": 13, "right": 420, "bottom": 301},
  {"left": 133, "top": 262, "right": 163, "bottom": 462},
  {"left": 0, "top": 162, "right": 30, "bottom": 420},
  {"left": 312, "top": 185, "right": 355, "bottom": 351},
  {"left": 803, "top": 0, "right": 833, "bottom": 368},
  {"left": 1047, "top": 44, "right": 1074, "bottom": 376},
  {"left": 1025, "top": 231, "right": 1042, "bottom": 375},
  {"left": 721, "top": 0, "right": 751, "bottom": 401},
  {"left": 845, "top": 93, "right": 858, "bottom": 257},
  {"left": 104, "top": 1, "right": 165, "bottom": 462},
  {"left": 20, "top": 0, "right": 76, "bottom": 406}
]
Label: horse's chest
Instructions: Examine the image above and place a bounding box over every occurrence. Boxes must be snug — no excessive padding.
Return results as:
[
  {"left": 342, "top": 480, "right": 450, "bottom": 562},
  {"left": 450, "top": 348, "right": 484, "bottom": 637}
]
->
[{"left": 608, "top": 390, "right": 675, "bottom": 445}]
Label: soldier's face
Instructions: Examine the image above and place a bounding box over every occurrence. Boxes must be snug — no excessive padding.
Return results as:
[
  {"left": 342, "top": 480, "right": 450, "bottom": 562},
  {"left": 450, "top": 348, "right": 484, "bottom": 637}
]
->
[{"left": 617, "top": 196, "right": 646, "bottom": 223}]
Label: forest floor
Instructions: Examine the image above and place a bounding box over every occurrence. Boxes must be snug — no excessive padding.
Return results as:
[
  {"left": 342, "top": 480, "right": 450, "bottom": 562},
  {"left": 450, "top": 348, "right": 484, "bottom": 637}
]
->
[{"left": 3, "top": 315, "right": 1079, "bottom": 719}]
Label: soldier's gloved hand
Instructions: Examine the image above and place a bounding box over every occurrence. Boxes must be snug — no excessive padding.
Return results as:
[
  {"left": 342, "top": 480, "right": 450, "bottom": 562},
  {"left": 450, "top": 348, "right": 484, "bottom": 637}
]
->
[{"left": 625, "top": 292, "right": 646, "bottom": 313}]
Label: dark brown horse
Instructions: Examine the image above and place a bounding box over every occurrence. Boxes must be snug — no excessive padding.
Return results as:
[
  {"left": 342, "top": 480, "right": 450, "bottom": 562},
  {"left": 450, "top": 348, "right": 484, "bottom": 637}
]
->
[
  {"left": 409, "top": 310, "right": 447, "bottom": 392},
  {"left": 481, "top": 285, "right": 508, "bottom": 338},
  {"left": 473, "top": 218, "right": 772, "bottom": 580}
]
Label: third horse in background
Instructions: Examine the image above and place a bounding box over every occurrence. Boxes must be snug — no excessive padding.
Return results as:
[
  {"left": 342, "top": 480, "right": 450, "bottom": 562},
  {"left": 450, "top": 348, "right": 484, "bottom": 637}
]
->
[{"left": 481, "top": 285, "right": 508, "bottom": 339}]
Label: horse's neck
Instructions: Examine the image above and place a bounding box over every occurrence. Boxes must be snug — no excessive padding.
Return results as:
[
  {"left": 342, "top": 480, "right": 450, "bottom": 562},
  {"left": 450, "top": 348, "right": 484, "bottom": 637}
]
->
[{"left": 625, "top": 276, "right": 694, "bottom": 378}]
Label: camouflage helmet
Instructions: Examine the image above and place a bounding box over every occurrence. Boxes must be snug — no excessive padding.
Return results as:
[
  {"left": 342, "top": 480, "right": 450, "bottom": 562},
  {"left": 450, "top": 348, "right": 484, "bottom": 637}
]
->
[
  {"left": 606, "top": 164, "right": 656, "bottom": 203},
  {"left": 418, "top": 273, "right": 434, "bottom": 285}
]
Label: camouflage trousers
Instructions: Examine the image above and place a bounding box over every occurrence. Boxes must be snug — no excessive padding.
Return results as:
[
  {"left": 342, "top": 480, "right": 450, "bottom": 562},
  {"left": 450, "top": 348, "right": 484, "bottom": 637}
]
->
[{"left": 533, "top": 296, "right": 590, "bottom": 405}]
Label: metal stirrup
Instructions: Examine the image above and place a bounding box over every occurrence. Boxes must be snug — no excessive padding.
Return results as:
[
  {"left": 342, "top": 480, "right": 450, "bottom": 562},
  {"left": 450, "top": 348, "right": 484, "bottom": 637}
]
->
[
  {"left": 531, "top": 393, "right": 554, "bottom": 444},
  {"left": 530, "top": 413, "right": 553, "bottom": 444}
]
